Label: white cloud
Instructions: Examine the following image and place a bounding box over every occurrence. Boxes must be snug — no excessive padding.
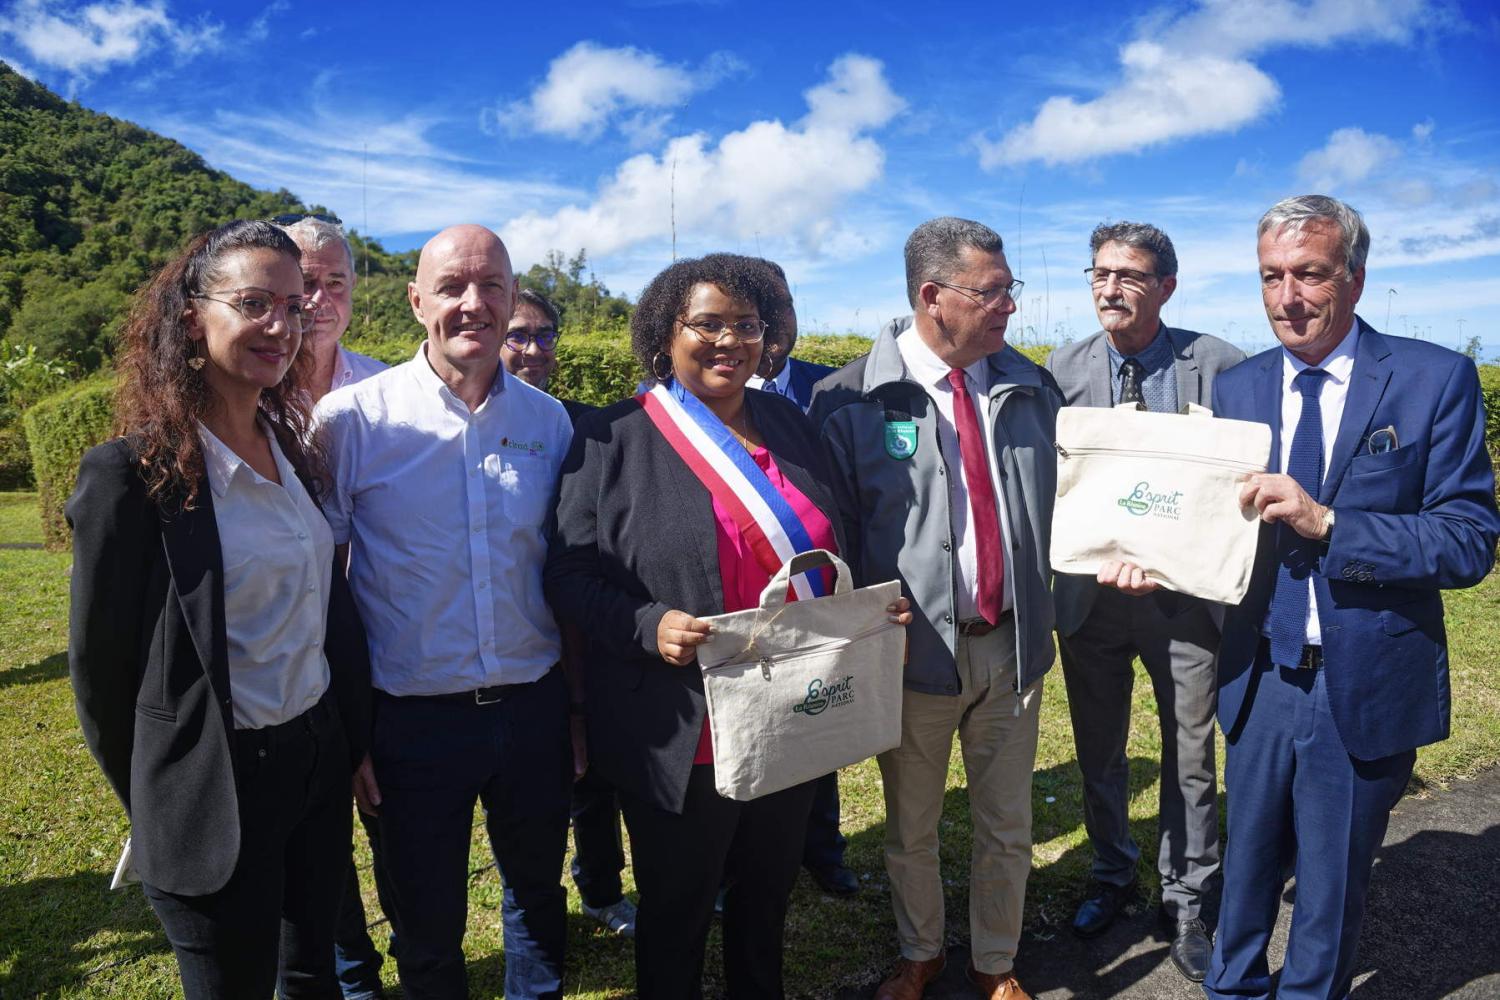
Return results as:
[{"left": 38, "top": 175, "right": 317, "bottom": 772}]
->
[
  {"left": 0, "top": 0, "right": 220, "bottom": 76},
  {"left": 498, "top": 42, "right": 740, "bottom": 142},
  {"left": 979, "top": 0, "right": 1436, "bottom": 168},
  {"left": 161, "top": 112, "right": 582, "bottom": 238},
  {"left": 1297, "top": 126, "right": 1402, "bottom": 189},
  {"left": 501, "top": 54, "right": 906, "bottom": 263}
]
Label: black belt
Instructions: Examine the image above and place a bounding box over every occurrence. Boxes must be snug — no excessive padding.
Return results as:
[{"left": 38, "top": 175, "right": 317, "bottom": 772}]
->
[
  {"left": 957, "top": 610, "right": 1013, "bottom": 637},
  {"left": 385, "top": 679, "right": 539, "bottom": 706},
  {"left": 1263, "top": 639, "right": 1322, "bottom": 670}
]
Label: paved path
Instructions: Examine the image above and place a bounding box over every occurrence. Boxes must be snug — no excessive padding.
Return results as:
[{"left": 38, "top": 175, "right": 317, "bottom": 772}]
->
[{"left": 837, "top": 767, "right": 1500, "bottom": 999}]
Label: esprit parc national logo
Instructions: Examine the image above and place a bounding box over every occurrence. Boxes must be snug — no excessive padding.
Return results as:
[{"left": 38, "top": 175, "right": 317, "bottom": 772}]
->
[
  {"left": 1117, "top": 481, "right": 1184, "bottom": 521},
  {"left": 499, "top": 437, "right": 546, "bottom": 458},
  {"left": 793, "top": 676, "right": 855, "bottom": 716}
]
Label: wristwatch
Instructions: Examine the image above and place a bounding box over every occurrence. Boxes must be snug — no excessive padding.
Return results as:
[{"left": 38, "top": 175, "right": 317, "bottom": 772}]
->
[{"left": 1320, "top": 507, "right": 1336, "bottom": 540}]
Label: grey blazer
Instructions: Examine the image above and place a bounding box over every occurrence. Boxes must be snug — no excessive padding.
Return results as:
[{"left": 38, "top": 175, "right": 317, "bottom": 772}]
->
[{"left": 1045, "top": 327, "right": 1245, "bottom": 636}]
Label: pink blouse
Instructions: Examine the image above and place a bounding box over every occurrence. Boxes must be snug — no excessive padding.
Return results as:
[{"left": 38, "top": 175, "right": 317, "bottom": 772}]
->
[{"left": 695, "top": 446, "right": 838, "bottom": 764}]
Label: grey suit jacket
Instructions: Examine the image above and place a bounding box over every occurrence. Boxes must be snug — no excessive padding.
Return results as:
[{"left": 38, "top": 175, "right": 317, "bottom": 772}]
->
[{"left": 1045, "top": 326, "right": 1245, "bottom": 636}]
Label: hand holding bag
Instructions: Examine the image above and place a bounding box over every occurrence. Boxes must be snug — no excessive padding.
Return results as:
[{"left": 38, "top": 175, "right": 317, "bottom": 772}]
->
[
  {"left": 1050, "top": 404, "right": 1272, "bottom": 604},
  {"left": 697, "top": 549, "right": 905, "bottom": 801}
]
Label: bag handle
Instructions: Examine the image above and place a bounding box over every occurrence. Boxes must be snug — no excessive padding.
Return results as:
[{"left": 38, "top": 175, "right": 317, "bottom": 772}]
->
[{"left": 757, "top": 548, "right": 853, "bottom": 609}]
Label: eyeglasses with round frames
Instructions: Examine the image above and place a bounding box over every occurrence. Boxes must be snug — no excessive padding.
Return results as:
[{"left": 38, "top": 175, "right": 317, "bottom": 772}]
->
[
  {"left": 680, "top": 317, "right": 769, "bottom": 345},
  {"left": 190, "top": 288, "right": 310, "bottom": 332},
  {"left": 932, "top": 278, "right": 1025, "bottom": 308},
  {"left": 504, "top": 327, "right": 561, "bottom": 351},
  {"left": 1085, "top": 267, "right": 1158, "bottom": 291}
]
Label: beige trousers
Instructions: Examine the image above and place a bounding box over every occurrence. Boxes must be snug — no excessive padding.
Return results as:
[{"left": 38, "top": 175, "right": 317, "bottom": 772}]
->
[{"left": 878, "top": 626, "right": 1044, "bottom": 975}]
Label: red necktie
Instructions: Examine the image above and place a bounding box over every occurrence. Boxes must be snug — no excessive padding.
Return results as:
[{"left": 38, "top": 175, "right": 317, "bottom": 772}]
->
[{"left": 946, "top": 369, "right": 1004, "bottom": 624}]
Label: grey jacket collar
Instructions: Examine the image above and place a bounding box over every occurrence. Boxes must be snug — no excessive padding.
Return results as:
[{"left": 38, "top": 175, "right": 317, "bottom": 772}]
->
[
  {"left": 1083, "top": 325, "right": 1201, "bottom": 409},
  {"left": 863, "top": 315, "right": 1046, "bottom": 399}
]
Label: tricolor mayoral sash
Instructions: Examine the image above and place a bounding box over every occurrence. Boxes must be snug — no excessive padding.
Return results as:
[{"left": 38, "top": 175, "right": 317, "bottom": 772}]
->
[{"left": 637, "top": 380, "right": 829, "bottom": 601}]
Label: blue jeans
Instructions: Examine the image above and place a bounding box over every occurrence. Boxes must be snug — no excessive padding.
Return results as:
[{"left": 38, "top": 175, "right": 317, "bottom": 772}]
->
[{"left": 371, "top": 670, "right": 571, "bottom": 1000}]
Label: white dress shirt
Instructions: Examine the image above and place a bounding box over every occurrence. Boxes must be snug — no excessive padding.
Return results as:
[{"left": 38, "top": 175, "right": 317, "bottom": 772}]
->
[
  {"left": 896, "top": 323, "right": 1016, "bottom": 619},
  {"left": 745, "top": 363, "right": 792, "bottom": 396},
  {"left": 1277, "top": 320, "right": 1359, "bottom": 646},
  {"left": 315, "top": 344, "right": 573, "bottom": 696},
  {"left": 198, "top": 421, "right": 333, "bottom": 729},
  {"left": 332, "top": 345, "right": 387, "bottom": 392}
]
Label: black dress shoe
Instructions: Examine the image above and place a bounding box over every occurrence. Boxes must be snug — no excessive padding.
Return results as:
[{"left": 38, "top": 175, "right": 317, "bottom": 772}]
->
[
  {"left": 1070, "top": 879, "right": 1137, "bottom": 938},
  {"left": 806, "top": 862, "right": 860, "bottom": 896},
  {"left": 1168, "top": 918, "right": 1211, "bottom": 983}
]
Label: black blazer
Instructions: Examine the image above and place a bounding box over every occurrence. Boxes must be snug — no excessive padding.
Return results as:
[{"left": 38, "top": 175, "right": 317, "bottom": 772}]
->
[
  {"left": 544, "top": 389, "right": 845, "bottom": 814},
  {"left": 66, "top": 436, "right": 371, "bottom": 896}
]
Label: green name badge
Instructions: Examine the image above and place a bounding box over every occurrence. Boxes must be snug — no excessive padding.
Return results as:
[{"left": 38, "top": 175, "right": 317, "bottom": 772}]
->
[{"left": 884, "top": 420, "right": 917, "bottom": 460}]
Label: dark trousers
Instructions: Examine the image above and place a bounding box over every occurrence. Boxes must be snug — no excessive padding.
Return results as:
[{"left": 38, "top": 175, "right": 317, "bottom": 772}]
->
[
  {"left": 371, "top": 669, "right": 571, "bottom": 1000},
  {"left": 800, "top": 771, "right": 847, "bottom": 871},
  {"left": 332, "top": 809, "right": 398, "bottom": 999},
  {"left": 1058, "top": 588, "right": 1221, "bottom": 920},
  {"left": 570, "top": 765, "right": 626, "bottom": 909},
  {"left": 622, "top": 764, "right": 817, "bottom": 999},
  {"left": 142, "top": 696, "right": 351, "bottom": 1000},
  {"left": 1205, "top": 649, "right": 1414, "bottom": 1000}
]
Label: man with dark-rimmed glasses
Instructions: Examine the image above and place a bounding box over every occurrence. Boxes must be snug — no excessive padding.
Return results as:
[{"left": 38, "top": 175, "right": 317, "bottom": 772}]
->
[{"left": 1044, "top": 221, "right": 1243, "bottom": 983}]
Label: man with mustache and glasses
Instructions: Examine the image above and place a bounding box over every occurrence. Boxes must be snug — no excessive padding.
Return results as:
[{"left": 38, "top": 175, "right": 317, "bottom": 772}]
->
[{"left": 1044, "top": 222, "right": 1243, "bottom": 982}]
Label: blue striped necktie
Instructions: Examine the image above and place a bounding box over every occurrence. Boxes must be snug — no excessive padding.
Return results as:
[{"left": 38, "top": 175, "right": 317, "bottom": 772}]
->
[{"left": 1267, "top": 367, "right": 1329, "bottom": 667}]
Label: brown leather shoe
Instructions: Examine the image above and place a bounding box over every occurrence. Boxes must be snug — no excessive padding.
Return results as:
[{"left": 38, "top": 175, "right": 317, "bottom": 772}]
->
[
  {"left": 967, "top": 965, "right": 1032, "bottom": 1000},
  {"left": 873, "top": 954, "right": 947, "bottom": 1000}
]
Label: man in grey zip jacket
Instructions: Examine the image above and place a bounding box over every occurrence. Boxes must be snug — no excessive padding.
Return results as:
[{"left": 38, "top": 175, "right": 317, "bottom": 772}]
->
[{"left": 809, "top": 218, "right": 1062, "bottom": 1000}]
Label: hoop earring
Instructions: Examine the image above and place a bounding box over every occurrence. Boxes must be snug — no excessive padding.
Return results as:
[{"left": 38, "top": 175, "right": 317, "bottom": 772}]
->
[{"left": 651, "top": 351, "right": 673, "bottom": 382}]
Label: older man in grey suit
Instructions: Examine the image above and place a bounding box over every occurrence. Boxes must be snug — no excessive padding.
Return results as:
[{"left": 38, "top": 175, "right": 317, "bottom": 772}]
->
[{"left": 1045, "top": 222, "right": 1244, "bottom": 984}]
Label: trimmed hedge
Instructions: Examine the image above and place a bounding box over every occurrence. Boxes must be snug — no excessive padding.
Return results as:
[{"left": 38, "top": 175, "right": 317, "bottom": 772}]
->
[
  {"left": 23, "top": 374, "right": 117, "bottom": 550},
  {"left": 22, "top": 348, "right": 1493, "bottom": 551}
]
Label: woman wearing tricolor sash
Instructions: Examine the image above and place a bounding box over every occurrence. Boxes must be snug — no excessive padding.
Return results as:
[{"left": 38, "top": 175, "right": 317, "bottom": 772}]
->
[{"left": 545, "top": 254, "right": 909, "bottom": 997}]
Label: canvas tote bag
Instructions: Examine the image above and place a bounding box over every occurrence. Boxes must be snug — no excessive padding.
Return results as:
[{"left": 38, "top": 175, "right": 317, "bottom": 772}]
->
[
  {"left": 1051, "top": 403, "right": 1273, "bottom": 604},
  {"left": 697, "top": 549, "right": 905, "bottom": 801}
]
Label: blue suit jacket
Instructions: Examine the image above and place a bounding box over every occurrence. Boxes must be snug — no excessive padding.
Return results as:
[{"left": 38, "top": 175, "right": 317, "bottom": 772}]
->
[
  {"left": 782, "top": 356, "right": 837, "bottom": 413},
  {"left": 1212, "top": 321, "right": 1499, "bottom": 760}
]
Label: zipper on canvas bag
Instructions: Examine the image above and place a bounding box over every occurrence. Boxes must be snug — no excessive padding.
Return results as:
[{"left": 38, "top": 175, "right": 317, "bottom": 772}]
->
[
  {"left": 705, "top": 619, "right": 903, "bottom": 680},
  {"left": 1054, "top": 442, "right": 1264, "bottom": 473}
]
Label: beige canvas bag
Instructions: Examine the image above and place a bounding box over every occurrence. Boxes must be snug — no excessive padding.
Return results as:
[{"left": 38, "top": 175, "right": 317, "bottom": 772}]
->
[
  {"left": 697, "top": 549, "right": 905, "bottom": 801},
  {"left": 1051, "top": 404, "right": 1273, "bottom": 604}
]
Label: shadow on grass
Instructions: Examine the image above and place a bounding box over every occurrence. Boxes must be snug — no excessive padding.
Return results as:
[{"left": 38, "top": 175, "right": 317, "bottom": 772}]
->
[
  {"left": 0, "top": 650, "right": 68, "bottom": 689},
  {"left": 0, "top": 870, "right": 168, "bottom": 998}
]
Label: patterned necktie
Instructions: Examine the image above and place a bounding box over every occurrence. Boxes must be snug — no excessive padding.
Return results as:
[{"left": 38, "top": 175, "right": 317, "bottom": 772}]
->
[
  {"left": 1119, "top": 357, "right": 1146, "bottom": 408},
  {"left": 759, "top": 379, "right": 781, "bottom": 396},
  {"left": 1267, "top": 367, "right": 1329, "bottom": 667},
  {"left": 946, "top": 369, "right": 1004, "bottom": 624}
]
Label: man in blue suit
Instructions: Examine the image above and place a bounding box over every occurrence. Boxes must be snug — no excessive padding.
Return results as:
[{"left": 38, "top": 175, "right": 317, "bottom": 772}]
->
[
  {"left": 1188, "top": 195, "right": 1498, "bottom": 998},
  {"left": 1102, "top": 194, "right": 1498, "bottom": 998}
]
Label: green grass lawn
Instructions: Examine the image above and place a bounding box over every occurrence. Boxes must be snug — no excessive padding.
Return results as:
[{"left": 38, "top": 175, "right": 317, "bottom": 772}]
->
[{"left": 3, "top": 490, "right": 1498, "bottom": 998}]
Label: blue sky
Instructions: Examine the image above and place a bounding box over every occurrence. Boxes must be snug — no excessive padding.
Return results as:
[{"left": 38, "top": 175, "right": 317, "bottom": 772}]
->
[{"left": 3, "top": 0, "right": 1498, "bottom": 356}]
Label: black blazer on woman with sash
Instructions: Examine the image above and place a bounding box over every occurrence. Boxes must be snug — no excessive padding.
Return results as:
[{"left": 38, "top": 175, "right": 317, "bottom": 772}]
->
[
  {"left": 544, "top": 388, "right": 845, "bottom": 816},
  {"left": 66, "top": 436, "right": 371, "bottom": 897}
]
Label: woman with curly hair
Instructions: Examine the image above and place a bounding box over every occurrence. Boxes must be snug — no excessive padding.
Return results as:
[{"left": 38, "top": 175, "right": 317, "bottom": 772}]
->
[
  {"left": 66, "top": 219, "right": 370, "bottom": 999},
  {"left": 545, "top": 253, "right": 908, "bottom": 997}
]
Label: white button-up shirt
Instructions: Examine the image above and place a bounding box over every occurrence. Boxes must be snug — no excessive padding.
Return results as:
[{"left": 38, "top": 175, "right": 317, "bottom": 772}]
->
[
  {"left": 1277, "top": 320, "right": 1359, "bottom": 646},
  {"left": 896, "top": 323, "right": 1017, "bottom": 618},
  {"left": 315, "top": 344, "right": 572, "bottom": 696},
  {"left": 332, "top": 345, "right": 387, "bottom": 392},
  {"left": 198, "top": 421, "right": 333, "bottom": 729}
]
